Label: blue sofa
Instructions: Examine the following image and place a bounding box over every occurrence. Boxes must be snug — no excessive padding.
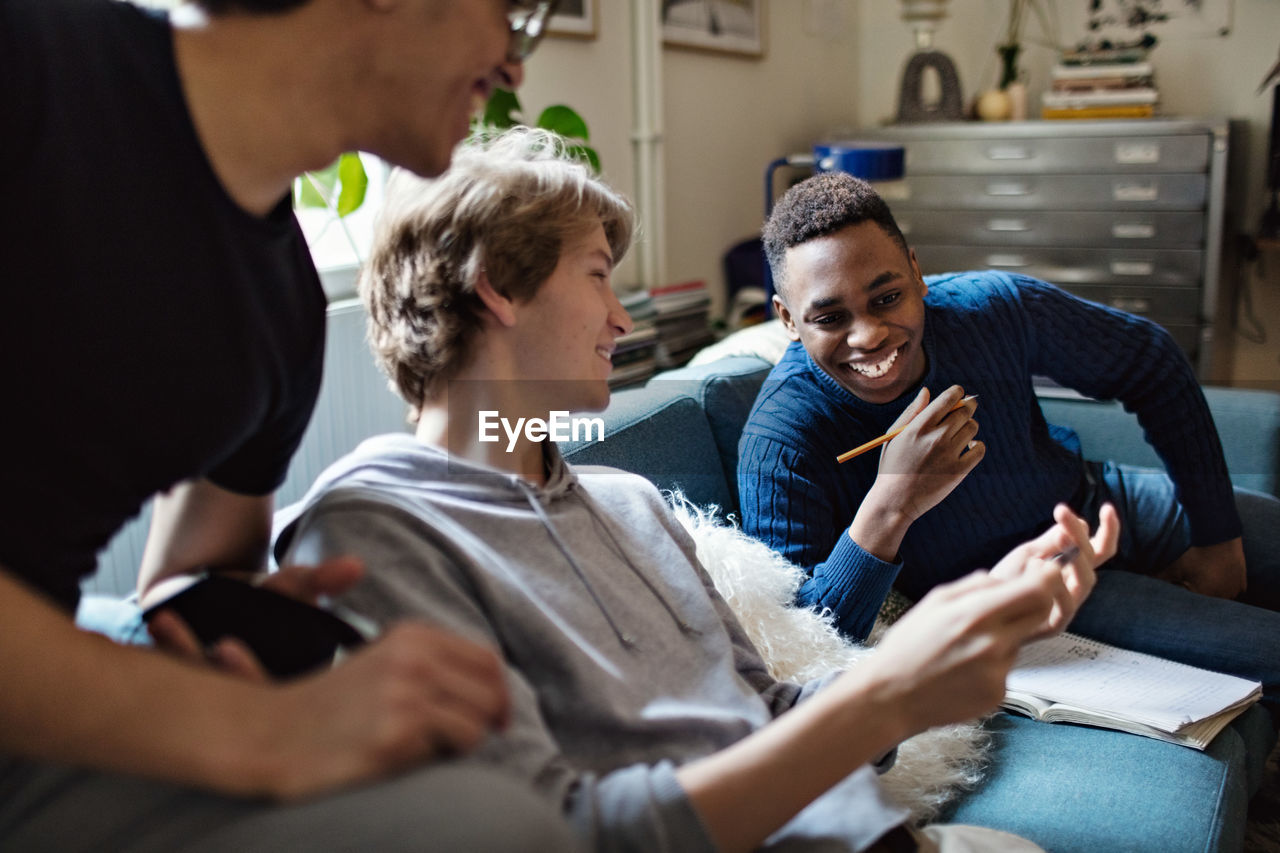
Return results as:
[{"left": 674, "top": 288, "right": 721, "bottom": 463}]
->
[{"left": 563, "top": 355, "right": 1280, "bottom": 853}]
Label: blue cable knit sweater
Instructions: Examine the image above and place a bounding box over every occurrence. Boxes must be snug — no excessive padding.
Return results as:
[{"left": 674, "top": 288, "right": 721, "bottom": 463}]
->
[{"left": 738, "top": 272, "right": 1242, "bottom": 640}]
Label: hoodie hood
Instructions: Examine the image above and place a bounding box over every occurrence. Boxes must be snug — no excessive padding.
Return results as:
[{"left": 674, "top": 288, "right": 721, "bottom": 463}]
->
[
  {"left": 277, "top": 432, "right": 694, "bottom": 648},
  {"left": 276, "top": 433, "right": 571, "bottom": 556},
  {"left": 320, "top": 432, "right": 577, "bottom": 504}
]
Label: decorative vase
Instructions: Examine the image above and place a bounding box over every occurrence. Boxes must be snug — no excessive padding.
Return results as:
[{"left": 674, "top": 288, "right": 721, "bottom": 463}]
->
[{"left": 1005, "top": 80, "right": 1028, "bottom": 120}]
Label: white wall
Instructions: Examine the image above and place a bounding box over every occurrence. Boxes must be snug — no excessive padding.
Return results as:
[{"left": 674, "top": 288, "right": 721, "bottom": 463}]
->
[
  {"left": 660, "top": 2, "right": 863, "bottom": 317},
  {"left": 518, "top": 0, "right": 864, "bottom": 316},
  {"left": 518, "top": 6, "right": 642, "bottom": 285}
]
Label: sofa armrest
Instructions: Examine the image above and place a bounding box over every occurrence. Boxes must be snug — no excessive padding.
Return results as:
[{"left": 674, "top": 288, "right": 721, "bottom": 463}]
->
[
  {"left": 1036, "top": 386, "right": 1280, "bottom": 499},
  {"left": 943, "top": 706, "right": 1270, "bottom": 853}
]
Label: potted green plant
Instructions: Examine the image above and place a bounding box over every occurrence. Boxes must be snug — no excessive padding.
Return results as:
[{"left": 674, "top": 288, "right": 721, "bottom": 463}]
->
[
  {"left": 473, "top": 88, "right": 599, "bottom": 172},
  {"left": 294, "top": 91, "right": 596, "bottom": 268}
]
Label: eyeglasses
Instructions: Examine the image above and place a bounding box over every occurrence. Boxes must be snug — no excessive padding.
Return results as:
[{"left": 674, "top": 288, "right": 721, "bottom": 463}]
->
[{"left": 507, "top": 0, "right": 560, "bottom": 63}]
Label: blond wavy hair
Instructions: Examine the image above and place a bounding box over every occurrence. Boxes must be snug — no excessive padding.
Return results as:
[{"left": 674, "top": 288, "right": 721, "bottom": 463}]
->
[{"left": 359, "top": 127, "right": 635, "bottom": 420}]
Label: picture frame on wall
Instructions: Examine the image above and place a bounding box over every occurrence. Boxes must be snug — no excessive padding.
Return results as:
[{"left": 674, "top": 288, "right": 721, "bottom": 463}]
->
[
  {"left": 548, "top": 0, "right": 597, "bottom": 39},
  {"left": 661, "top": 0, "right": 765, "bottom": 58}
]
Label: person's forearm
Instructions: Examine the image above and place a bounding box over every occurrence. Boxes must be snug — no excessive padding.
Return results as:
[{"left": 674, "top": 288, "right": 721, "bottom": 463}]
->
[
  {"left": 137, "top": 479, "right": 272, "bottom": 602},
  {"left": 1122, "top": 352, "right": 1239, "bottom": 546},
  {"left": 848, "top": 491, "right": 913, "bottom": 563},
  {"left": 675, "top": 669, "right": 907, "bottom": 853},
  {"left": 798, "top": 535, "right": 901, "bottom": 640},
  {"left": 1, "top": 569, "right": 278, "bottom": 794},
  {"left": 1032, "top": 288, "right": 1239, "bottom": 544}
]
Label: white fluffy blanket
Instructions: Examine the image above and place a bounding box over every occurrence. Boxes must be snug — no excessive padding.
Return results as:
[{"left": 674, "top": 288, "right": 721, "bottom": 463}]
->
[{"left": 668, "top": 497, "right": 990, "bottom": 824}]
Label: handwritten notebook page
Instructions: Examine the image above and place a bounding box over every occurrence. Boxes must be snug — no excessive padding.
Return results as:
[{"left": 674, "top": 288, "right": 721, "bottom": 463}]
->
[{"left": 1006, "top": 633, "right": 1261, "bottom": 731}]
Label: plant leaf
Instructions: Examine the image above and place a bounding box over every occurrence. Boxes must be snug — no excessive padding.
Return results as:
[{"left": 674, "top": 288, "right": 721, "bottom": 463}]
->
[
  {"left": 335, "top": 153, "right": 369, "bottom": 217},
  {"left": 536, "top": 104, "right": 590, "bottom": 142},
  {"left": 483, "top": 88, "right": 523, "bottom": 128},
  {"left": 295, "top": 175, "right": 328, "bottom": 209},
  {"left": 296, "top": 160, "right": 339, "bottom": 209},
  {"left": 471, "top": 90, "right": 601, "bottom": 170},
  {"left": 566, "top": 143, "right": 601, "bottom": 173}
]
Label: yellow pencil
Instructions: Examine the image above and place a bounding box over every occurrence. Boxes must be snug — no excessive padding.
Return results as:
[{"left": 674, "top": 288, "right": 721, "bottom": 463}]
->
[{"left": 836, "top": 395, "right": 978, "bottom": 464}]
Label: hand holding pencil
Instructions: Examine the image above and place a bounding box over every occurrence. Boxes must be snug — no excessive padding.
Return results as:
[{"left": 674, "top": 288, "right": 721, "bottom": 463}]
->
[
  {"left": 844, "top": 385, "right": 986, "bottom": 562},
  {"left": 837, "top": 393, "right": 979, "bottom": 463}
]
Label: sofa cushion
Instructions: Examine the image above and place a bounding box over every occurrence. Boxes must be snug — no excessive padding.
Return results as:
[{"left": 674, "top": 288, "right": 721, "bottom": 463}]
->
[
  {"left": 562, "top": 383, "right": 734, "bottom": 512},
  {"left": 942, "top": 706, "right": 1272, "bottom": 853},
  {"left": 642, "top": 357, "right": 772, "bottom": 515}
]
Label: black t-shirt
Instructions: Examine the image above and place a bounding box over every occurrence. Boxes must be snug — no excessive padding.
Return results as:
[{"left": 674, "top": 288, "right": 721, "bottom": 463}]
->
[{"left": 0, "top": 0, "right": 327, "bottom": 610}]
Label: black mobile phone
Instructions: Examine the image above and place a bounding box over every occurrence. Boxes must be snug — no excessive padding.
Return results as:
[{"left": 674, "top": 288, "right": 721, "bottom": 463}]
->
[{"left": 142, "top": 575, "right": 366, "bottom": 679}]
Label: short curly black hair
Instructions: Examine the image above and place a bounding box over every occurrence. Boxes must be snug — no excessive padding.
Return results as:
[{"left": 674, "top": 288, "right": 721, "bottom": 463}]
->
[{"left": 763, "top": 172, "right": 909, "bottom": 300}]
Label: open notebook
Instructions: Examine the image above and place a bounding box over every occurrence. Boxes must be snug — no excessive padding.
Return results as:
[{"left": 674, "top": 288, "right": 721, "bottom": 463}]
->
[{"left": 1003, "top": 633, "right": 1262, "bottom": 750}]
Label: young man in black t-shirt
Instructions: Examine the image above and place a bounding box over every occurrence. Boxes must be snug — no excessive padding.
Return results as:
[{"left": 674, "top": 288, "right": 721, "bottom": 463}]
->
[{"left": 0, "top": 0, "right": 576, "bottom": 848}]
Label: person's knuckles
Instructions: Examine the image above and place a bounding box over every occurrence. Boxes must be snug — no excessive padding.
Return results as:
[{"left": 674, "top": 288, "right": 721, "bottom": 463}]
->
[
  {"left": 363, "top": 683, "right": 458, "bottom": 763},
  {"left": 436, "top": 713, "right": 490, "bottom": 754}
]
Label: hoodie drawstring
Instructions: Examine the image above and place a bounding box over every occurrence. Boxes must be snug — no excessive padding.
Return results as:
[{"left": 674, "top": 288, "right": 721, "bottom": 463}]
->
[
  {"left": 577, "top": 491, "right": 700, "bottom": 637},
  {"left": 517, "top": 480, "right": 638, "bottom": 649}
]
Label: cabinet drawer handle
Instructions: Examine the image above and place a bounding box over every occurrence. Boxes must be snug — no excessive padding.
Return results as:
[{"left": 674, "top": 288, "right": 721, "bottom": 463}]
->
[
  {"left": 1113, "top": 181, "right": 1159, "bottom": 202},
  {"left": 1114, "top": 142, "right": 1161, "bottom": 165},
  {"left": 985, "top": 145, "right": 1031, "bottom": 161},
  {"left": 987, "top": 219, "right": 1029, "bottom": 232},
  {"left": 1112, "top": 223, "right": 1157, "bottom": 239},
  {"left": 1109, "top": 297, "right": 1152, "bottom": 313},
  {"left": 987, "top": 254, "right": 1028, "bottom": 267},
  {"left": 986, "top": 182, "right": 1031, "bottom": 197},
  {"left": 1110, "top": 261, "right": 1155, "bottom": 276}
]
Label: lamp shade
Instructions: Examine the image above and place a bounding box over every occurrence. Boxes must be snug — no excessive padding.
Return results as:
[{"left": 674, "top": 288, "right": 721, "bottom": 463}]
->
[
  {"left": 899, "top": 0, "right": 949, "bottom": 27},
  {"left": 900, "top": 0, "right": 949, "bottom": 48}
]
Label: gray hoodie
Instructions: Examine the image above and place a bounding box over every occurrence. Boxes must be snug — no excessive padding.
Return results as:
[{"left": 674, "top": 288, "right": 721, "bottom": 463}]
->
[{"left": 278, "top": 434, "right": 907, "bottom": 852}]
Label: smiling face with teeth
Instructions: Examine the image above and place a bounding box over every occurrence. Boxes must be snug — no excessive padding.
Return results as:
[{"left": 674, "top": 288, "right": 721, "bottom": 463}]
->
[
  {"left": 774, "top": 221, "right": 929, "bottom": 405},
  {"left": 356, "top": 0, "right": 525, "bottom": 178}
]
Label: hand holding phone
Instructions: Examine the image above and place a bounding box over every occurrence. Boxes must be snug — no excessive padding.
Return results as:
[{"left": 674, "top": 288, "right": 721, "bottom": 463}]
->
[{"left": 142, "top": 575, "right": 367, "bottom": 679}]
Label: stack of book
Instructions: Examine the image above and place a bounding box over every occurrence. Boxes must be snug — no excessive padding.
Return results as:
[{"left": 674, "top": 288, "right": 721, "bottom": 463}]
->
[
  {"left": 1042, "top": 57, "right": 1158, "bottom": 120},
  {"left": 610, "top": 290, "right": 659, "bottom": 389},
  {"left": 650, "top": 280, "right": 717, "bottom": 369}
]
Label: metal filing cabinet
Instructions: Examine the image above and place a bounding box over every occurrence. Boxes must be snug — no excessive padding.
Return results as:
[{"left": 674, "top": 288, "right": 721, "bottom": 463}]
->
[{"left": 849, "top": 119, "right": 1232, "bottom": 377}]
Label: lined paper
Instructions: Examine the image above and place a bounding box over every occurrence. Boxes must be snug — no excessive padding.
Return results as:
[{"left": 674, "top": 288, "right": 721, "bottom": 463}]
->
[{"left": 1006, "top": 633, "right": 1261, "bottom": 730}]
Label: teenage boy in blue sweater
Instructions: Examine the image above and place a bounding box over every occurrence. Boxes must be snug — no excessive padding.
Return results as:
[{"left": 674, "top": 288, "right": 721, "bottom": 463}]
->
[{"left": 738, "top": 172, "right": 1280, "bottom": 725}]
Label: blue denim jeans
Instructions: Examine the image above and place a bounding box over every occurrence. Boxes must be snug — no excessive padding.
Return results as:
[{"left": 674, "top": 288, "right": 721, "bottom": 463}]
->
[{"left": 1068, "top": 462, "right": 1280, "bottom": 728}]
